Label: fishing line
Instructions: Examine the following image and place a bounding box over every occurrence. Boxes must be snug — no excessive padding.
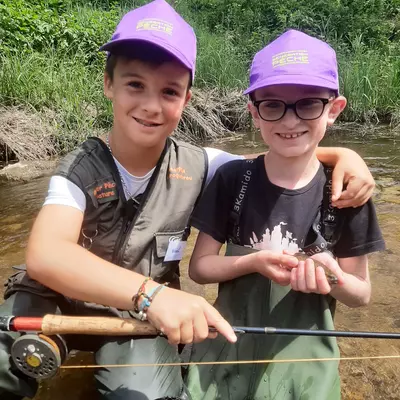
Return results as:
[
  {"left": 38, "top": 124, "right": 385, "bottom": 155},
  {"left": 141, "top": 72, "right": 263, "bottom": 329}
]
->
[{"left": 60, "top": 354, "right": 400, "bottom": 369}]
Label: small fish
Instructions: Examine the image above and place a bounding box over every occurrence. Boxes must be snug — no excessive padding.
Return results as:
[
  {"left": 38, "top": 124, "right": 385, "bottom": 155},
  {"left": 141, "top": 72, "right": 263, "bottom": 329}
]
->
[{"left": 293, "top": 253, "right": 338, "bottom": 285}]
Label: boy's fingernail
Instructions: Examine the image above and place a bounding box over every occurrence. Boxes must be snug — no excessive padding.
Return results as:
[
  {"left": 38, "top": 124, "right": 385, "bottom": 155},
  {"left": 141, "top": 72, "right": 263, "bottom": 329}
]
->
[{"left": 230, "top": 334, "right": 237, "bottom": 342}]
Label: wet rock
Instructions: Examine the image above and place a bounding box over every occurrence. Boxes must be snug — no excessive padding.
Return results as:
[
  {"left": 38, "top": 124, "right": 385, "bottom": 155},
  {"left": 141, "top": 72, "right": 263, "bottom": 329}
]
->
[{"left": 0, "top": 160, "right": 58, "bottom": 184}]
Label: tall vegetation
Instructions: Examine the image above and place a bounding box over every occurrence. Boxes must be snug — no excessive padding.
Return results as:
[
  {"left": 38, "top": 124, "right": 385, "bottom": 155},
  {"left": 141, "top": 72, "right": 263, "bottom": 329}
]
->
[
  {"left": 183, "top": 0, "right": 400, "bottom": 124},
  {"left": 0, "top": 0, "right": 399, "bottom": 156}
]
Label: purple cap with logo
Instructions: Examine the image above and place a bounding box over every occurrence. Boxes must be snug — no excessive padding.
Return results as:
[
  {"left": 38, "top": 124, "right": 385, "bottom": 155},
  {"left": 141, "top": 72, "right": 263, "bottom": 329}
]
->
[
  {"left": 244, "top": 29, "right": 339, "bottom": 95},
  {"left": 100, "top": 0, "right": 196, "bottom": 79}
]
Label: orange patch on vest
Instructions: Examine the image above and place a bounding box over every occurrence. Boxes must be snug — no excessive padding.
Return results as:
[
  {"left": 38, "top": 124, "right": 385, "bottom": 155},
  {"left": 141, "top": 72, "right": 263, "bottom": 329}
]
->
[
  {"left": 94, "top": 181, "right": 116, "bottom": 199},
  {"left": 169, "top": 167, "right": 192, "bottom": 181}
]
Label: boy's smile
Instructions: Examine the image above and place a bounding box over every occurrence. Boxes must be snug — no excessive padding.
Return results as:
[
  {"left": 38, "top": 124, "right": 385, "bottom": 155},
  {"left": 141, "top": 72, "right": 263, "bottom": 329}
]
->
[
  {"left": 104, "top": 57, "right": 191, "bottom": 150},
  {"left": 133, "top": 117, "right": 162, "bottom": 127},
  {"left": 276, "top": 131, "right": 307, "bottom": 139}
]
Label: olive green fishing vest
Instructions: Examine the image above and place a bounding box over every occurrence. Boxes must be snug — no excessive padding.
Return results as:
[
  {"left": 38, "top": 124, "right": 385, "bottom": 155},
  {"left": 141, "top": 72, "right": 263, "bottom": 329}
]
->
[{"left": 56, "top": 136, "right": 207, "bottom": 285}]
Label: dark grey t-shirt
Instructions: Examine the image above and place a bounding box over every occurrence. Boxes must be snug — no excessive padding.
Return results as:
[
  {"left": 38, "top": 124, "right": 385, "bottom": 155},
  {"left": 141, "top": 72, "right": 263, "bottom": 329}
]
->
[{"left": 191, "top": 155, "right": 385, "bottom": 258}]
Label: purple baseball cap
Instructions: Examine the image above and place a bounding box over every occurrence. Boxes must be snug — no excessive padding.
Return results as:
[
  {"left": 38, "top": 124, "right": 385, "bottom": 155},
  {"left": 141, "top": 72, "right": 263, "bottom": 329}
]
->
[
  {"left": 100, "top": 0, "right": 196, "bottom": 80},
  {"left": 244, "top": 29, "right": 339, "bottom": 95}
]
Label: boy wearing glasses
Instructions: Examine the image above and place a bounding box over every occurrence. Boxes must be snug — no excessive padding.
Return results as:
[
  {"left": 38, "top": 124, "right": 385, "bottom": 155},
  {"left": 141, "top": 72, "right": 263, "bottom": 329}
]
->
[{"left": 185, "top": 30, "right": 385, "bottom": 399}]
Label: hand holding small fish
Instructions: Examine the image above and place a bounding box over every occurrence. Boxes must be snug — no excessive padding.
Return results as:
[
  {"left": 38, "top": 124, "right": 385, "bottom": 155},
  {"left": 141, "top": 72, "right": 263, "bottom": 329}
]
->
[
  {"left": 253, "top": 250, "right": 299, "bottom": 285},
  {"left": 290, "top": 252, "right": 345, "bottom": 295}
]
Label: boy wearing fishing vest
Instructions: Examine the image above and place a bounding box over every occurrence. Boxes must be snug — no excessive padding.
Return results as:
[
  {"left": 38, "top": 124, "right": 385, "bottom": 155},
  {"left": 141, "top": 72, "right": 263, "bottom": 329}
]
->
[
  {"left": 0, "top": 1, "right": 376, "bottom": 399},
  {"left": 185, "top": 30, "right": 385, "bottom": 399}
]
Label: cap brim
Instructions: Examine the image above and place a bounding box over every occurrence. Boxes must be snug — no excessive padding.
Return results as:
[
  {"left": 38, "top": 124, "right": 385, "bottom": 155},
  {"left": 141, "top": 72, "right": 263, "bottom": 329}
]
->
[
  {"left": 99, "top": 38, "right": 193, "bottom": 74},
  {"left": 243, "top": 75, "right": 339, "bottom": 95}
]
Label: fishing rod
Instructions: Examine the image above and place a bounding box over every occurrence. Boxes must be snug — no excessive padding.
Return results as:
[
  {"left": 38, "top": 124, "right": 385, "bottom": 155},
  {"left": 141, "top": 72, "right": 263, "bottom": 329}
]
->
[
  {"left": 4, "top": 315, "right": 400, "bottom": 339},
  {"left": 2, "top": 314, "right": 400, "bottom": 380}
]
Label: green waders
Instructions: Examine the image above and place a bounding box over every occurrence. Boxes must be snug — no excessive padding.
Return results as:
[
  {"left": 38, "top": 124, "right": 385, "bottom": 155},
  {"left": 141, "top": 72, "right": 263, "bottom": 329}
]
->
[
  {"left": 0, "top": 269, "right": 190, "bottom": 400},
  {"left": 185, "top": 244, "right": 341, "bottom": 400}
]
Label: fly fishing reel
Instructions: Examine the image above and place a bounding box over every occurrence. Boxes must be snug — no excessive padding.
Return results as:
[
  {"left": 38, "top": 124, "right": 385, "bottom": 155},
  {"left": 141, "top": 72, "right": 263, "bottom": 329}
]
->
[{"left": 11, "top": 334, "right": 67, "bottom": 379}]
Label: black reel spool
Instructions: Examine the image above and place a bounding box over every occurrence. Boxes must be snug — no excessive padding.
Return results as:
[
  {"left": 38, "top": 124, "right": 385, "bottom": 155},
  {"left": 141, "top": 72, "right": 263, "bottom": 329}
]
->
[{"left": 11, "top": 334, "right": 68, "bottom": 379}]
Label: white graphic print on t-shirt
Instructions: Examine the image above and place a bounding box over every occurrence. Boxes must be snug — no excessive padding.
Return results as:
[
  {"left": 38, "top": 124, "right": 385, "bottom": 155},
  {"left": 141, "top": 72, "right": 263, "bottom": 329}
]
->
[{"left": 248, "top": 222, "right": 300, "bottom": 253}]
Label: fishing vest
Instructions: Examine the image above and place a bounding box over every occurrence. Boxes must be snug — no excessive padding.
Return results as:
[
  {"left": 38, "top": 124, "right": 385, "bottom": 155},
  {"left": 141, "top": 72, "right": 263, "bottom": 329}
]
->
[
  {"left": 56, "top": 136, "right": 207, "bottom": 285},
  {"left": 186, "top": 160, "right": 342, "bottom": 400}
]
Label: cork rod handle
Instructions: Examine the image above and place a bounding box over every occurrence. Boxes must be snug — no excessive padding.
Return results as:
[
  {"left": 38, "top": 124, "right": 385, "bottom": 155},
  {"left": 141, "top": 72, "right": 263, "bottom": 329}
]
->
[{"left": 41, "top": 315, "right": 159, "bottom": 336}]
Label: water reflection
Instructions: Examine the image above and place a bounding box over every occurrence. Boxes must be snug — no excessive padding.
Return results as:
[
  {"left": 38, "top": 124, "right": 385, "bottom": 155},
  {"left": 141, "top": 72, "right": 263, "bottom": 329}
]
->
[
  {"left": 210, "top": 130, "right": 399, "bottom": 177},
  {"left": 0, "top": 178, "right": 49, "bottom": 273}
]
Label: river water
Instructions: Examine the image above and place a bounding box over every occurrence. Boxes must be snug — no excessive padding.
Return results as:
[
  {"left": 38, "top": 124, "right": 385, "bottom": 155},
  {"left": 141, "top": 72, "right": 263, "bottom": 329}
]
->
[{"left": 0, "top": 130, "right": 399, "bottom": 399}]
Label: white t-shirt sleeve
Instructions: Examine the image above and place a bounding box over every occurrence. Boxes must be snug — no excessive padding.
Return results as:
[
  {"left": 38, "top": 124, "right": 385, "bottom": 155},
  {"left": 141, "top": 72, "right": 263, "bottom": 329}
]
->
[
  {"left": 43, "top": 176, "right": 86, "bottom": 213},
  {"left": 204, "top": 147, "right": 244, "bottom": 185}
]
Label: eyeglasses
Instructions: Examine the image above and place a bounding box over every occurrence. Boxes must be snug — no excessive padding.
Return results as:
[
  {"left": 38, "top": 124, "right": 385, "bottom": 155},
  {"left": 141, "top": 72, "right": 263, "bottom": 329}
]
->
[{"left": 253, "top": 98, "right": 332, "bottom": 122}]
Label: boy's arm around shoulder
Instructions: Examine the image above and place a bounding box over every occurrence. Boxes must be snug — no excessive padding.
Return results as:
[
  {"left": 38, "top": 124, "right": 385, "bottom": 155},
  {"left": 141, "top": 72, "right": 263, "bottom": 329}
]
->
[
  {"left": 314, "top": 146, "right": 375, "bottom": 208},
  {"left": 244, "top": 147, "right": 375, "bottom": 207}
]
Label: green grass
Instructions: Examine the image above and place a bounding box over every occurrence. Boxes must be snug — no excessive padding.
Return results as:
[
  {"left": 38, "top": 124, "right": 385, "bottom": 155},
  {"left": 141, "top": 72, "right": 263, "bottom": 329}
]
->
[
  {"left": 339, "top": 51, "right": 400, "bottom": 123},
  {"left": 0, "top": 1, "right": 399, "bottom": 156},
  {"left": 195, "top": 28, "right": 248, "bottom": 89},
  {"left": 0, "top": 49, "right": 111, "bottom": 153}
]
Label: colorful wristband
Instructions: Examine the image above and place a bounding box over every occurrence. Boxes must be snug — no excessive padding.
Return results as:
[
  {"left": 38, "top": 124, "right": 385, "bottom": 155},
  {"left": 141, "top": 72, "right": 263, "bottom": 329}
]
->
[
  {"left": 138, "top": 284, "right": 167, "bottom": 312},
  {"left": 132, "top": 277, "right": 152, "bottom": 312}
]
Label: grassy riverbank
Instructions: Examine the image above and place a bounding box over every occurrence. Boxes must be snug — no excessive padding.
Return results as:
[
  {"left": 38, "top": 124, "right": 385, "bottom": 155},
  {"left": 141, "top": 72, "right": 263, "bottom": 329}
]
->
[{"left": 0, "top": 0, "right": 399, "bottom": 159}]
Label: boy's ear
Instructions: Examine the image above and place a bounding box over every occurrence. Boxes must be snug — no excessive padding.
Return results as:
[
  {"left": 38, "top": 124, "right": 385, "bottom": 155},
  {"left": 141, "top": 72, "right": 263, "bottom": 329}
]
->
[
  {"left": 248, "top": 102, "right": 261, "bottom": 129},
  {"left": 104, "top": 72, "right": 113, "bottom": 100},
  {"left": 183, "top": 89, "right": 192, "bottom": 108},
  {"left": 327, "top": 96, "right": 347, "bottom": 126}
]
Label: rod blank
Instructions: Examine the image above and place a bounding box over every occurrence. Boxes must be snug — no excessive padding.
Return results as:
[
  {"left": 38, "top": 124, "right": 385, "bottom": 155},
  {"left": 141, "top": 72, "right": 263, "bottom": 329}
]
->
[{"left": 231, "top": 326, "right": 400, "bottom": 339}]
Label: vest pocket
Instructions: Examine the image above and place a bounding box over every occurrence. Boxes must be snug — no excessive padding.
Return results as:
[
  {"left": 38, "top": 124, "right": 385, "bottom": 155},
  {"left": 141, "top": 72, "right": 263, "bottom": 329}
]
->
[
  {"left": 154, "top": 230, "right": 186, "bottom": 259},
  {"left": 152, "top": 230, "right": 186, "bottom": 286}
]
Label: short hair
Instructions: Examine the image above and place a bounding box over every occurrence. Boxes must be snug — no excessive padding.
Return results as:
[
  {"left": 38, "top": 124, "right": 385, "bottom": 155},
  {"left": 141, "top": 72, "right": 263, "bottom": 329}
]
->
[{"left": 105, "top": 42, "right": 192, "bottom": 90}]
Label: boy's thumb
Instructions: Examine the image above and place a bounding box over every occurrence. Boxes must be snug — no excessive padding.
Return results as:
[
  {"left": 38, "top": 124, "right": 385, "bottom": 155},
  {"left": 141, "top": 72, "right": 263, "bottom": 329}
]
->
[{"left": 331, "top": 169, "right": 344, "bottom": 202}]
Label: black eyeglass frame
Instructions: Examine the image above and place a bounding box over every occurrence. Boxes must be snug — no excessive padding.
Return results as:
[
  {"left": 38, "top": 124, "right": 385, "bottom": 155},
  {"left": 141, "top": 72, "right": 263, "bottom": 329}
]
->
[{"left": 253, "top": 98, "right": 333, "bottom": 122}]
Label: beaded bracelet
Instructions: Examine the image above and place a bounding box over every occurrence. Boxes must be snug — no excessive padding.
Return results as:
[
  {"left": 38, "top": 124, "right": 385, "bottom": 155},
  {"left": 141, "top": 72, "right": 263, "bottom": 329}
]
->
[
  {"left": 138, "top": 283, "right": 169, "bottom": 313},
  {"left": 132, "top": 277, "right": 152, "bottom": 313}
]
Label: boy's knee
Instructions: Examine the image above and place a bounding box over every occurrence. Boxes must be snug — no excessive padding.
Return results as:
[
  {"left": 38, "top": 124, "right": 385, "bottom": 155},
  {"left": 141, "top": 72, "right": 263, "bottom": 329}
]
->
[{"left": 95, "top": 337, "right": 184, "bottom": 400}]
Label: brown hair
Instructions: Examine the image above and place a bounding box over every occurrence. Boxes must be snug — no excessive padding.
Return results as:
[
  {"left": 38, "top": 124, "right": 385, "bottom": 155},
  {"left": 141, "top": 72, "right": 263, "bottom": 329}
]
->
[{"left": 104, "top": 42, "right": 192, "bottom": 90}]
